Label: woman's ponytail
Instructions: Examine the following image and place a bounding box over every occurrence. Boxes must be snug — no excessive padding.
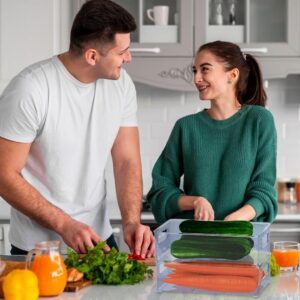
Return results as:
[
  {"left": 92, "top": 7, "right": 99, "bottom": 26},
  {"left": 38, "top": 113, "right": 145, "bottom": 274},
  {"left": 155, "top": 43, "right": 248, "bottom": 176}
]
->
[{"left": 240, "top": 54, "right": 266, "bottom": 107}]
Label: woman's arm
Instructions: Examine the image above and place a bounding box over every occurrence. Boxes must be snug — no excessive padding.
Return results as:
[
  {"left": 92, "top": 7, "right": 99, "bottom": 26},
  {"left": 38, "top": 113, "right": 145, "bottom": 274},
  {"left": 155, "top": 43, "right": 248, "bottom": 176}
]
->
[{"left": 240, "top": 110, "right": 277, "bottom": 222}]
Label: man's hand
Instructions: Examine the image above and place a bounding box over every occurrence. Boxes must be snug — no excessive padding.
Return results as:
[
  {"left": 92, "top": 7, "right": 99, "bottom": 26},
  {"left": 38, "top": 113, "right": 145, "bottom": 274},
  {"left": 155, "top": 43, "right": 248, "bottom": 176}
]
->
[
  {"left": 193, "top": 197, "right": 215, "bottom": 221},
  {"left": 123, "top": 223, "right": 155, "bottom": 258},
  {"left": 59, "top": 218, "right": 110, "bottom": 254}
]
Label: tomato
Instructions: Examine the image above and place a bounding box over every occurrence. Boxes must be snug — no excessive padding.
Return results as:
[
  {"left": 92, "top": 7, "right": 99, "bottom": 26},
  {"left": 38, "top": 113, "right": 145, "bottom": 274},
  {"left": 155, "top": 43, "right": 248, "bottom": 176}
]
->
[{"left": 128, "top": 253, "right": 145, "bottom": 260}]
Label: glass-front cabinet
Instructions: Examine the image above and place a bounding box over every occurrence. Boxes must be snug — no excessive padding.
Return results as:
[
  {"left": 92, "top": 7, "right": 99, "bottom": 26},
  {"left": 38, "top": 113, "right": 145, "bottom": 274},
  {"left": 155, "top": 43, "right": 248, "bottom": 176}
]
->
[
  {"left": 114, "top": 0, "right": 193, "bottom": 56},
  {"left": 195, "top": 0, "right": 300, "bottom": 56},
  {"left": 113, "top": 0, "right": 300, "bottom": 90}
]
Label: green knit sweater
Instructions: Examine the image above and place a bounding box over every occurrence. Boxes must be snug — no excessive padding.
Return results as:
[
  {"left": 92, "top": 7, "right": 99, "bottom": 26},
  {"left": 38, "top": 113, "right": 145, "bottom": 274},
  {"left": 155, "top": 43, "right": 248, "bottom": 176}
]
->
[{"left": 147, "top": 105, "right": 277, "bottom": 224}]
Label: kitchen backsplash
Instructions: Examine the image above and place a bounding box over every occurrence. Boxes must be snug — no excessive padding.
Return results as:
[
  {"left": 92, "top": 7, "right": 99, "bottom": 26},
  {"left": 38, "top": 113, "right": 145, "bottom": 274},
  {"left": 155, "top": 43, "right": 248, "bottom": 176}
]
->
[{"left": 105, "top": 76, "right": 300, "bottom": 200}]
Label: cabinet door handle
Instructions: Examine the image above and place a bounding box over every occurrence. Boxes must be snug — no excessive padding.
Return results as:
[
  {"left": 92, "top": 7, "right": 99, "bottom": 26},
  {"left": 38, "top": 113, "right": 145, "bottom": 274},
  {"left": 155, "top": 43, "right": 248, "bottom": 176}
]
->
[
  {"left": 241, "top": 47, "right": 268, "bottom": 54},
  {"left": 270, "top": 228, "right": 300, "bottom": 233},
  {"left": 130, "top": 48, "right": 161, "bottom": 54},
  {"left": 112, "top": 227, "right": 121, "bottom": 234}
]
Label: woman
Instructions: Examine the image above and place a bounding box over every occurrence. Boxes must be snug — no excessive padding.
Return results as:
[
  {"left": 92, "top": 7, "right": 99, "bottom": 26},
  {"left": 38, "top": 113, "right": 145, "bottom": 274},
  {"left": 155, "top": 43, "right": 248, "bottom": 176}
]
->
[{"left": 147, "top": 41, "right": 277, "bottom": 225}]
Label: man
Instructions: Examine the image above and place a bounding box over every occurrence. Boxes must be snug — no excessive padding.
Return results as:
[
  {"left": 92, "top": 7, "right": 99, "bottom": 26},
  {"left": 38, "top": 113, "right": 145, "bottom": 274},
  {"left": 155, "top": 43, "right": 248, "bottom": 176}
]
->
[{"left": 0, "top": 0, "right": 155, "bottom": 257}]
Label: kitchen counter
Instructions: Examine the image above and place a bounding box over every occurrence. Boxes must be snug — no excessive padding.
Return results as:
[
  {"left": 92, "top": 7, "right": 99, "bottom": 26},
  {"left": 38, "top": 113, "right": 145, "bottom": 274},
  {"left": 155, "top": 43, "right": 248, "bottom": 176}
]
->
[
  {"left": 40, "top": 270, "right": 300, "bottom": 300},
  {"left": 1, "top": 199, "right": 300, "bottom": 222},
  {"left": 276, "top": 203, "right": 300, "bottom": 221}
]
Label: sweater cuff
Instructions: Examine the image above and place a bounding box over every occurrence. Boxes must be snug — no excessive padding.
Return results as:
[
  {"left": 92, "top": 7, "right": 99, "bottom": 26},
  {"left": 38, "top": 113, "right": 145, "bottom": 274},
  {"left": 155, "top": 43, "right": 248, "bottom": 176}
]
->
[
  {"left": 166, "top": 193, "right": 184, "bottom": 220},
  {"left": 246, "top": 198, "right": 265, "bottom": 219}
]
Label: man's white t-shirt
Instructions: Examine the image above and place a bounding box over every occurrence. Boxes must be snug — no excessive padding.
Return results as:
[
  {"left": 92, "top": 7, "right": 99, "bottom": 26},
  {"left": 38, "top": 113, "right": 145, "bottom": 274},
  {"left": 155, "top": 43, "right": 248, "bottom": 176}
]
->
[{"left": 0, "top": 56, "right": 138, "bottom": 253}]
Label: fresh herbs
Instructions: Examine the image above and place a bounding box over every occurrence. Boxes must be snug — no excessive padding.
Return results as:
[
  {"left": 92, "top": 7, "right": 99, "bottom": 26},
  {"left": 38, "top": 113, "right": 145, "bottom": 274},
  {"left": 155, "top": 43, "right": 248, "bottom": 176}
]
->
[{"left": 64, "top": 242, "right": 153, "bottom": 285}]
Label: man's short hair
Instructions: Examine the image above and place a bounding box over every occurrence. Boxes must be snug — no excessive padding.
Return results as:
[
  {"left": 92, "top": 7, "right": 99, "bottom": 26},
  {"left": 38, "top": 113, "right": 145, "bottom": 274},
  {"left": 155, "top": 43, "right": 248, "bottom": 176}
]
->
[{"left": 70, "top": 0, "right": 137, "bottom": 55}]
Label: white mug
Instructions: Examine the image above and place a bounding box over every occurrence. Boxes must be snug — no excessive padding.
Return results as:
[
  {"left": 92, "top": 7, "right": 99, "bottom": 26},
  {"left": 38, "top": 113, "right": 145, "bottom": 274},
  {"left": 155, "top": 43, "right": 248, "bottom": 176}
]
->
[{"left": 147, "top": 6, "right": 169, "bottom": 26}]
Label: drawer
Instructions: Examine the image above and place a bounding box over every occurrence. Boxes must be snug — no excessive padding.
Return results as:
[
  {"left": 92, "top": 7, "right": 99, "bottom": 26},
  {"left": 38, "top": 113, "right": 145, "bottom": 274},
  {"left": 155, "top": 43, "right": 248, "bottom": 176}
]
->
[
  {"left": 0, "top": 224, "right": 10, "bottom": 255},
  {"left": 270, "top": 222, "right": 300, "bottom": 243}
]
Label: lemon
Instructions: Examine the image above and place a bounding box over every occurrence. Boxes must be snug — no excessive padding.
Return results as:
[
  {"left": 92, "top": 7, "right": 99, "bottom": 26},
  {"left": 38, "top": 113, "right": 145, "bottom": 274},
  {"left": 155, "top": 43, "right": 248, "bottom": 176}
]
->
[{"left": 3, "top": 269, "right": 39, "bottom": 300}]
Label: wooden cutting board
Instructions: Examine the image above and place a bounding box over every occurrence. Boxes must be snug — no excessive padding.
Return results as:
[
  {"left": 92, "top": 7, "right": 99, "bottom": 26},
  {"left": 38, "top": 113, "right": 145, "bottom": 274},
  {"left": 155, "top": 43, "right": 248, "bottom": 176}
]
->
[
  {"left": 64, "top": 279, "right": 92, "bottom": 292},
  {"left": 141, "top": 257, "right": 156, "bottom": 266}
]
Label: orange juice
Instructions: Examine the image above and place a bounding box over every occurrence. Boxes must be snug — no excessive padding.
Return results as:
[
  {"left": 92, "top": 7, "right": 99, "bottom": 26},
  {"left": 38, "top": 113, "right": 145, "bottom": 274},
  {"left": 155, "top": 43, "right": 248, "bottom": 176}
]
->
[
  {"left": 31, "top": 254, "right": 67, "bottom": 296},
  {"left": 272, "top": 249, "right": 299, "bottom": 268}
]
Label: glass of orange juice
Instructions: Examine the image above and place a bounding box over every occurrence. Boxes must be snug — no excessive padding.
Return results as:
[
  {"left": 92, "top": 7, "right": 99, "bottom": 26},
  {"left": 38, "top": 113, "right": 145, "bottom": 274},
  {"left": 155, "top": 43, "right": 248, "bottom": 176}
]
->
[
  {"left": 272, "top": 241, "right": 300, "bottom": 272},
  {"left": 26, "top": 240, "right": 67, "bottom": 296}
]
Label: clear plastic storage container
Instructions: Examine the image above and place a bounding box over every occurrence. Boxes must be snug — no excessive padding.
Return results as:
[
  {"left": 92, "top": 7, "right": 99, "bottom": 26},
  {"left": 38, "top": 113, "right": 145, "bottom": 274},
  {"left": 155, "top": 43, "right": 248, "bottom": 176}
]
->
[{"left": 154, "top": 219, "right": 270, "bottom": 297}]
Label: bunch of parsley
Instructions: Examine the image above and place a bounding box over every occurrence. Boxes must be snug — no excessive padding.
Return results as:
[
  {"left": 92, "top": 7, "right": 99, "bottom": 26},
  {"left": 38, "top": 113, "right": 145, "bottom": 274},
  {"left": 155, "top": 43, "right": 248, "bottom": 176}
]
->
[{"left": 64, "top": 242, "right": 153, "bottom": 285}]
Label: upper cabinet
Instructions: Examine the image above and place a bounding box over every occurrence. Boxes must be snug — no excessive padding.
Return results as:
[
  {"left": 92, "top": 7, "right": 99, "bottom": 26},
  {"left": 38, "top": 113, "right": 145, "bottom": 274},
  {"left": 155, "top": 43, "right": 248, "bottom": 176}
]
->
[
  {"left": 1, "top": 1, "right": 299, "bottom": 93},
  {"left": 118, "top": 0, "right": 300, "bottom": 91},
  {"left": 114, "top": 0, "right": 193, "bottom": 57},
  {"left": 195, "top": 0, "right": 300, "bottom": 57}
]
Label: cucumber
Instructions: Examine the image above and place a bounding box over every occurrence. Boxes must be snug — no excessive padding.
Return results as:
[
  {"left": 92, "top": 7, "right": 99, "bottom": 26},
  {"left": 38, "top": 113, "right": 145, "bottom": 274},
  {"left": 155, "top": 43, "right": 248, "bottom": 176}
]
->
[
  {"left": 171, "top": 235, "right": 254, "bottom": 260},
  {"left": 179, "top": 220, "right": 253, "bottom": 236}
]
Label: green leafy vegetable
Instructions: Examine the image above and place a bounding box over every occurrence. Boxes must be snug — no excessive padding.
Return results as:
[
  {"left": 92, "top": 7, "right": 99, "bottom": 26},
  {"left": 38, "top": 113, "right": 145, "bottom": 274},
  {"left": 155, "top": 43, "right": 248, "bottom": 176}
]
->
[
  {"left": 270, "top": 254, "right": 280, "bottom": 277},
  {"left": 64, "top": 242, "right": 153, "bottom": 285}
]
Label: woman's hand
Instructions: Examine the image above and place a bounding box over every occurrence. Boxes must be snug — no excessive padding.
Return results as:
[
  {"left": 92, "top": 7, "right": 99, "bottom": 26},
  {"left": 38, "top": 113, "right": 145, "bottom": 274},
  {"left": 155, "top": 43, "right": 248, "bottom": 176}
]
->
[
  {"left": 193, "top": 197, "right": 215, "bottom": 221},
  {"left": 224, "top": 204, "right": 256, "bottom": 221}
]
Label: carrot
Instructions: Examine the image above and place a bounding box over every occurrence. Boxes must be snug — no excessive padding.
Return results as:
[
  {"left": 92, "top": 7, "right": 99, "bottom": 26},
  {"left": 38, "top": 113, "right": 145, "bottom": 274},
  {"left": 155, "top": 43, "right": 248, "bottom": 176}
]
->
[
  {"left": 162, "top": 272, "right": 259, "bottom": 293},
  {"left": 166, "top": 270, "right": 261, "bottom": 279},
  {"left": 164, "top": 261, "right": 260, "bottom": 277}
]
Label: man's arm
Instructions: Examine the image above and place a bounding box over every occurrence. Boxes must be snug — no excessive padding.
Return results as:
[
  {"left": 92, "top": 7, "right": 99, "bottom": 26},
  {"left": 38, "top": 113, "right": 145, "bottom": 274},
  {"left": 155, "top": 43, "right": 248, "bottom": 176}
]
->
[
  {"left": 111, "top": 127, "right": 155, "bottom": 258},
  {"left": 0, "top": 137, "right": 107, "bottom": 253}
]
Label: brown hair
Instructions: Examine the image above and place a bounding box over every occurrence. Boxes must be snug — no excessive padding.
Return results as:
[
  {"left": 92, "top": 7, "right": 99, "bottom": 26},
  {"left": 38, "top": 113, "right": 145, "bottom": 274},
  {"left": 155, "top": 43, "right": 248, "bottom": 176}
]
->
[
  {"left": 70, "top": 0, "right": 136, "bottom": 55},
  {"left": 197, "top": 41, "right": 266, "bottom": 107}
]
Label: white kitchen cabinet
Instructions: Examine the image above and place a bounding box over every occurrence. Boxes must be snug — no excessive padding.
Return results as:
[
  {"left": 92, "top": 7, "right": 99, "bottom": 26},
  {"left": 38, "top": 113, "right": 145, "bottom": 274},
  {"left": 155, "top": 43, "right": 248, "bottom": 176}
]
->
[
  {"left": 0, "top": 223, "right": 10, "bottom": 255},
  {"left": 195, "top": 0, "right": 300, "bottom": 57},
  {"left": 0, "top": 198, "right": 11, "bottom": 255},
  {"left": 270, "top": 203, "right": 300, "bottom": 244},
  {"left": 0, "top": 197, "right": 10, "bottom": 220},
  {"left": 114, "top": 0, "right": 299, "bottom": 58},
  {"left": 113, "top": 0, "right": 193, "bottom": 57},
  {"left": 122, "top": 0, "right": 300, "bottom": 90},
  {"left": 110, "top": 221, "right": 130, "bottom": 253},
  {"left": 270, "top": 221, "right": 300, "bottom": 244},
  {"left": 1, "top": 0, "right": 300, "bottom": 93}
]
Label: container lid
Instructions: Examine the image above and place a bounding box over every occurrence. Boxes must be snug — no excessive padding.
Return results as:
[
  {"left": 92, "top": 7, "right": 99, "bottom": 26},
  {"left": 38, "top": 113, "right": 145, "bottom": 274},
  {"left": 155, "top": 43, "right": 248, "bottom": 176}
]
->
[{"left": 286, "top": 182, "right": 296, "bottom": 188}]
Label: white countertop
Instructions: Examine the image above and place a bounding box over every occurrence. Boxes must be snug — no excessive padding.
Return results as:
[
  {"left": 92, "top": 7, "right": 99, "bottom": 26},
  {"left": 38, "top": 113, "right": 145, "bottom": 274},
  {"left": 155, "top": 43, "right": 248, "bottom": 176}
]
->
[
  {"left": 40, "top": 270, "right": 300, "bottom": 300},
  {"left": 1, "top": 198, "right": 300, "bottom": 222}
]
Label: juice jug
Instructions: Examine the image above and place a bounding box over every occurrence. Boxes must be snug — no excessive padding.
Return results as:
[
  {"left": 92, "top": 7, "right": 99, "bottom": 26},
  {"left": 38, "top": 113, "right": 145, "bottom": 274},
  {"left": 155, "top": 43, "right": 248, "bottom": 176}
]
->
[{"left": 26, "top": 240, "right": 67, "bottom": 296}]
